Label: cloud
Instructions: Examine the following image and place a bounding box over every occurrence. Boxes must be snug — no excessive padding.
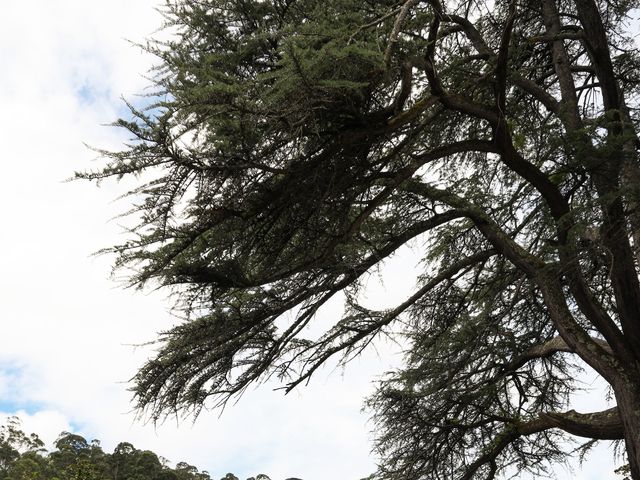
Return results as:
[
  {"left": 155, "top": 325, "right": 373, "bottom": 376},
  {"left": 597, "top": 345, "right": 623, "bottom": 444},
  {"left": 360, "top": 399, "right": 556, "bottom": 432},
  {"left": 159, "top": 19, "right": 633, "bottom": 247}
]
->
[
  {"left": 0, "top": 410, "right": 74, "bottom": 449},
  {"left": 0, "top": 4, "right": 390, "bottom": 477}
]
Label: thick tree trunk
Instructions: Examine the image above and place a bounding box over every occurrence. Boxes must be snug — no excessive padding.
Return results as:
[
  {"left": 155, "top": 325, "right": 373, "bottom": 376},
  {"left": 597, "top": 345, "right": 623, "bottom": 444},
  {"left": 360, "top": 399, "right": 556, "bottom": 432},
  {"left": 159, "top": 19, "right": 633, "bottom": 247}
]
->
[{"left": 615, "top": 382, "right": 640, "bottom": 480}]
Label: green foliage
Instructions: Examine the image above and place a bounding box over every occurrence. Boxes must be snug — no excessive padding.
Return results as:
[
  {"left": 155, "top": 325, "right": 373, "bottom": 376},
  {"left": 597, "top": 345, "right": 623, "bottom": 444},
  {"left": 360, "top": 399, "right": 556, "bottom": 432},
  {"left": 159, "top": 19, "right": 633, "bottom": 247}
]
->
[
  {"left": 0, "top": 418, "right": 263, "bottom": 480},
  {"left": 0, "top": 418, "right": 45, "bottom": 480}
]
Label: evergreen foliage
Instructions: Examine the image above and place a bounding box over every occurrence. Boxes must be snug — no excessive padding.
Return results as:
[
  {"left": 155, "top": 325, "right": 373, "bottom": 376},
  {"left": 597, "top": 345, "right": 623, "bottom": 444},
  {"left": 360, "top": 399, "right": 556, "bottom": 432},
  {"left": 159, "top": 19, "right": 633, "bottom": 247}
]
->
[{"left": 81, "top": 0, "right": 640, "bottom": 479}]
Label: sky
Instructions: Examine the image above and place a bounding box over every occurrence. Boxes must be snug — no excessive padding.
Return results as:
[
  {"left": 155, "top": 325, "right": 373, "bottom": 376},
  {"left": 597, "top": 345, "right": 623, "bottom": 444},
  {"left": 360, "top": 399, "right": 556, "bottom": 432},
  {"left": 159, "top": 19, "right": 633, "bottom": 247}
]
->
[{"left": 0, "top": 2, "right": 629, "bottom": 480}]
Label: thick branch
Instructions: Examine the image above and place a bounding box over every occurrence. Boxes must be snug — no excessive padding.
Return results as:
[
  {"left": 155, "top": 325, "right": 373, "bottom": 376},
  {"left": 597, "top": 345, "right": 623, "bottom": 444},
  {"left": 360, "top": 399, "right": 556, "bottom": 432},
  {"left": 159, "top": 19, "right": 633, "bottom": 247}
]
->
[
  {"left": 494, "top": 1, "right": 516, "bottom": 114},
  {"left": 387, "top": 94, "right": 439, "bottom": 129},
  {"left": 424, "top": 3, "right": 570, "bottom": 223},
  {"left": 461, "top": 407, "right": 622, "bottom": 480},
  {"left": 437, "top": 12, "right": 561, "bottom": 115},
  {"left": 573, "top": 0, "right": 620, "bottom": 113},
  {"left": 384, "top": 0, "right": 421, "bottom": 69},
  {"left": 424, "top": 1, "right": 498, "bottom": 123},
  {"left": 561, "top": 254, "right": 638, "bottom": 372},
  {"left": 537, "top": 274, "right": 621, "bottom": 381},
  {"left": 528, "top": 31, "right": 585, "bottom": 43},
  {"left": 400, "top": 178, "right": 545, "bottom": 276},
  {"left": 541, "top": 0, "right": 582, "bottom": 130},
  {"left": 519, "top": 407, "right": 623, "bottom": 440},
  {"left": 508, "top": 335, "right": 612, "bottom": 372},
  {"left": 509, "top": 75, "right": 562, "bottom": 115},
  {"left": 402, "top": 178, "right": 623, "bottom": 379}
]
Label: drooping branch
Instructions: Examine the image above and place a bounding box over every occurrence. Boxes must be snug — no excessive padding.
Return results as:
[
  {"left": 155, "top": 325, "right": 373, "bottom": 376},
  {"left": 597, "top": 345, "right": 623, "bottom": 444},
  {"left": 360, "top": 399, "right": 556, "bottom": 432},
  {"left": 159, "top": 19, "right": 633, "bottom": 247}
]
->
[{"left": 284, "top": 248, "right": 497, "bottom": 392}]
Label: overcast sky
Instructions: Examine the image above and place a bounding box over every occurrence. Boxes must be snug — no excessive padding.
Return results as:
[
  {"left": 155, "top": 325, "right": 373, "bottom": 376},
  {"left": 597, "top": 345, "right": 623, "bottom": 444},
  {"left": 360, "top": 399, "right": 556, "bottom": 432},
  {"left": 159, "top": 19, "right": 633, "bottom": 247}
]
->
[{"left": 0, "top": 2, "right": 628, "bottom": 480}]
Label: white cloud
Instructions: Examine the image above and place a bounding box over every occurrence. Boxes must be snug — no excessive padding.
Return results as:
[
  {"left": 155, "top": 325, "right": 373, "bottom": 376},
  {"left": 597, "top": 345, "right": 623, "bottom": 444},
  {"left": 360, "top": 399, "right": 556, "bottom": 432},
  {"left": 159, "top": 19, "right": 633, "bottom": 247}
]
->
[
  {"left": 0, "top": 5, "right": 390, "bottom": 477},
  {"left": 0, "top": 2, "right": 625, "bottom": 480},
  {"left": 0, "top": 410, "right": 73, "bottom": 449}
]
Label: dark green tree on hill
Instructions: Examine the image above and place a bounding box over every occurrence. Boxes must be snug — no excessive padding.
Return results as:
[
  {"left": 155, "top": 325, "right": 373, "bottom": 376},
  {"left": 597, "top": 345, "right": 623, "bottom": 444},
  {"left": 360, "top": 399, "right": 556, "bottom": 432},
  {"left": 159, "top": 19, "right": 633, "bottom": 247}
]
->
[
  {"left": 0, "top": 418, "right": 46, "bottom": 480},
  {"left": 82, "top": 0, "right": 640, "bottom": 478},
  {"left": 0, "top": 419, "right": 247, "bottom": 480}
]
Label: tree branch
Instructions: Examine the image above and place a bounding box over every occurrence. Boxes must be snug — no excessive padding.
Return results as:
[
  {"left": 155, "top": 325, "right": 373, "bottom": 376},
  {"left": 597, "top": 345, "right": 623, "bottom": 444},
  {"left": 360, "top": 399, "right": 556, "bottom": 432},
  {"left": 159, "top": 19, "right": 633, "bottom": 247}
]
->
[
  {"left": 540, "top": 0, "right": 582, "bottom": 130},
  {"left": 528, "top": 31, "right": 585, "bottom": 43},
  {"left": 436, "top": 10, "right": 562, "bottom": 115},
  {"left": 573, "top": 0, "right": 621, "bottom": 113},
  {"left": 537, "top": 274, "right": 621, "bottom": 382},
  {"left": 384, "top": 0, "right": 421, "bottom": 70},
  {"left": 461, "top": 407, "right": 622, "bottom": 480},
  {"left": 519, "top": 407, "right": 623, "bottom": 440},
  {"left": 495, "top": 1, "right": 516, "bottom": 115},
  {"left": 507, "top": 335, "right": 613, "bottom": 372},
  {"left": 284, "top": 248, "right": 496, "bottom": 392},
  {"left": 402, "top": 178, "right": 623, "bottom": 380},
  {"left": 399, "top": 178, "right": 545, "bottom": 276},
  {"left": 423, "top": 3, "right": 570, "bottom": 224}
]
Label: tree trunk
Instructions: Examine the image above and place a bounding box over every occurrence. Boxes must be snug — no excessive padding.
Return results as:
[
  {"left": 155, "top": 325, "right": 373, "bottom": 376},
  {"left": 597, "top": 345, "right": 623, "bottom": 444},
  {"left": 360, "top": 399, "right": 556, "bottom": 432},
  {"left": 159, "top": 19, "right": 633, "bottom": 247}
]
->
[{"left": 615, "top": 381, "right": 640, "bottom": 480}]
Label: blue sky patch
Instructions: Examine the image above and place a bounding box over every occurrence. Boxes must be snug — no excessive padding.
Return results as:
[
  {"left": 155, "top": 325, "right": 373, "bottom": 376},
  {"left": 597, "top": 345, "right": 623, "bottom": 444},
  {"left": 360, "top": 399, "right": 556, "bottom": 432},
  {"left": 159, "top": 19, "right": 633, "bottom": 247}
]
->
[{"left": 0, "top": 364, "right": 37, "bottom": 415}]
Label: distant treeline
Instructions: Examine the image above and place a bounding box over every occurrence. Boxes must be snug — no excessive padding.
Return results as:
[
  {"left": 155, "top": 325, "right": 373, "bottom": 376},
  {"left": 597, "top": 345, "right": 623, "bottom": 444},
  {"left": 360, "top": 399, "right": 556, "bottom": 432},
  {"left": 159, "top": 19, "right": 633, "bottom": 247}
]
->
[{"left": 0, "top": 417, "right": 271, "bottom": 480}]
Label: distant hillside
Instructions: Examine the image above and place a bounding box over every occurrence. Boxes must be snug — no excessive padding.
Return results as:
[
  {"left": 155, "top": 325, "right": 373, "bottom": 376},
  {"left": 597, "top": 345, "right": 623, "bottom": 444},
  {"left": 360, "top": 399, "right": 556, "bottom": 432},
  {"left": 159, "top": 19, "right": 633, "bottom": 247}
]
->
[{"left": 0, "top": 417, "right": 273, "bottom": 480}]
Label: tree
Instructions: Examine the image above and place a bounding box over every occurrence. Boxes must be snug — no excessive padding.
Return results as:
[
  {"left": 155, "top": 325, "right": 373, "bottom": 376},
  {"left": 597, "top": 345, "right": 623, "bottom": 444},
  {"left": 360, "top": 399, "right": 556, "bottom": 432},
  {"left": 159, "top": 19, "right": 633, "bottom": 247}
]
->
[
  {"left": 7, "top": 451, "right": 52, "bottom": 480},
  {"left": 81, "top": 0, "right": 640, "bottom": 478},
  {"left": 0, "top": 418, "right": 45, "bottom": 480},
  {"left": 110, "top": 442, "right": 168, "bottom": 480},
  {"left": 48, "top": 433, "right": 109, "bottom": 480},
  {"left": 0, "top": 419, "right": 232, "bottom": 480}
]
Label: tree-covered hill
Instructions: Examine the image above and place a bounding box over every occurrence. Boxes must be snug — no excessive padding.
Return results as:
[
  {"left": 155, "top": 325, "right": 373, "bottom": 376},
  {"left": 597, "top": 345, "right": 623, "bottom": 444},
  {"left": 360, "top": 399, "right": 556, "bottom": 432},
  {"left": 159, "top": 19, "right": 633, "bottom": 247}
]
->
[{"left": 0, "top": 418, "right": 270, "bottom": 480}]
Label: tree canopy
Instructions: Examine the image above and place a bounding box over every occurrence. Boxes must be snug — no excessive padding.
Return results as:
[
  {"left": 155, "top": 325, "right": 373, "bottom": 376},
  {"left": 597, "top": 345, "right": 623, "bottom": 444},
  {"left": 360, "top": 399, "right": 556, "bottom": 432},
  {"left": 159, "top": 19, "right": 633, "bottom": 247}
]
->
[
  {"left": 81, "top": 0, "right": 640, "bottom": 479},
  {"left": 0, "top": 418, "right": 238, "bottom": 480}
]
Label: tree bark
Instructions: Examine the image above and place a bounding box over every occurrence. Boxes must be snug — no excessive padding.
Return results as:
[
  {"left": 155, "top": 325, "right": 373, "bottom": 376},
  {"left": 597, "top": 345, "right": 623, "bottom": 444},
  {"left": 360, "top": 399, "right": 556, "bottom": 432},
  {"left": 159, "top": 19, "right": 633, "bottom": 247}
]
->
[{"left": 615, "top": 382, "right": 640, "bottom": 480}]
